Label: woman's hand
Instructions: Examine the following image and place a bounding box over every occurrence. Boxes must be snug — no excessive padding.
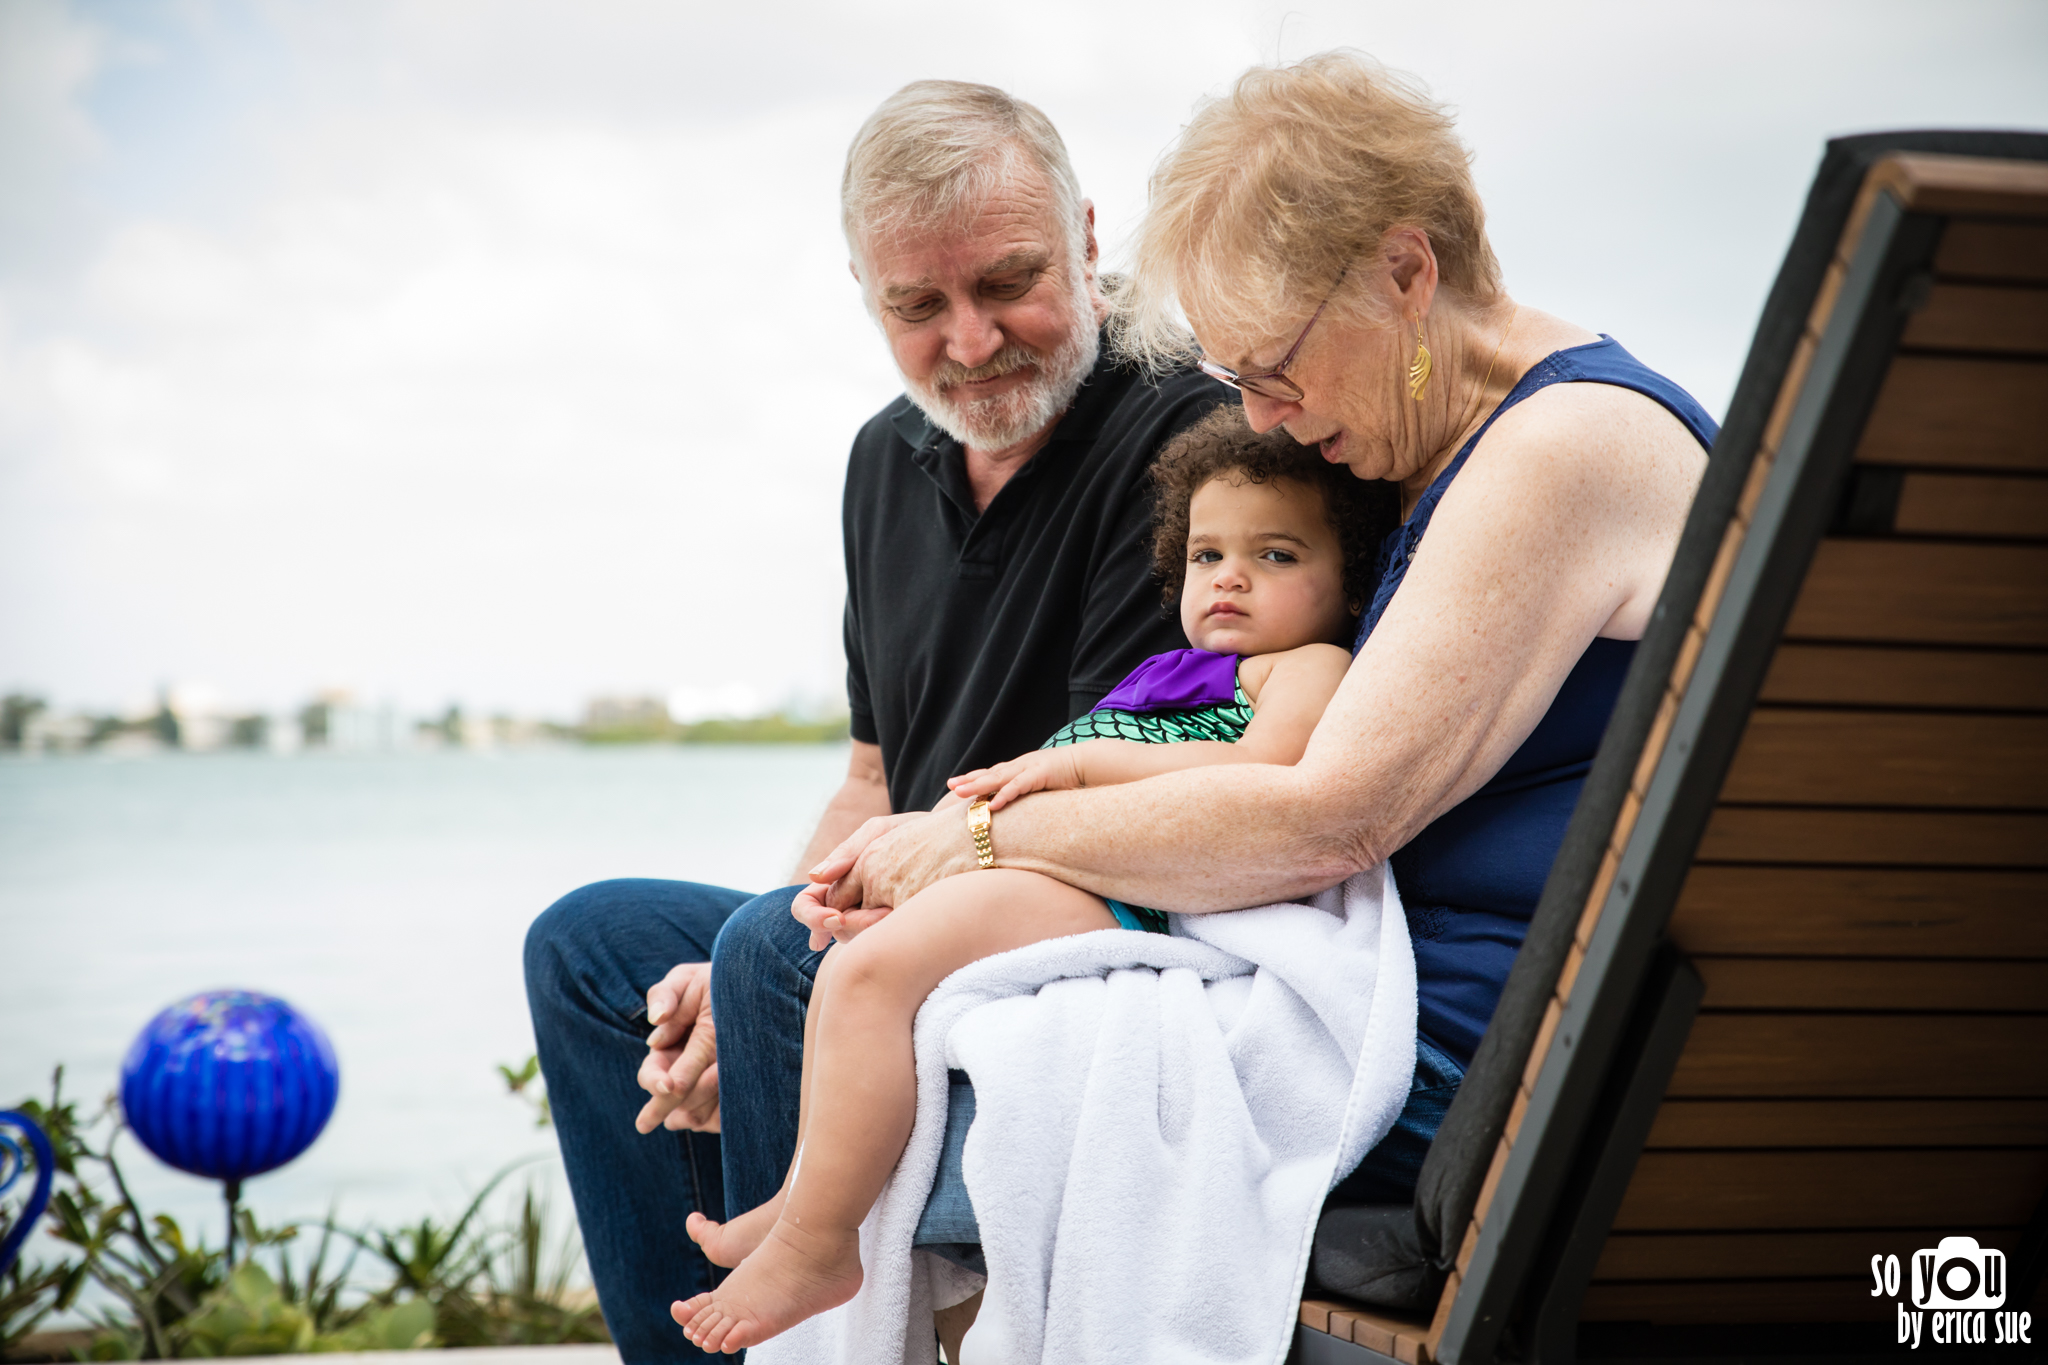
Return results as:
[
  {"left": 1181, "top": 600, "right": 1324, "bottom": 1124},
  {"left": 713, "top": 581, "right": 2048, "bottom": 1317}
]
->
[
  {"left": 803, "top": 810, "right": 922, "bottom": 889},
  {"left": 790, "top": 810, "right": 925, "bottom": 948},
  {"left": 830, "top": 804, "right": 981, "bottom": 911},
  {"left": 946, "top": 747, "right": 1085, "bottom": 810}
]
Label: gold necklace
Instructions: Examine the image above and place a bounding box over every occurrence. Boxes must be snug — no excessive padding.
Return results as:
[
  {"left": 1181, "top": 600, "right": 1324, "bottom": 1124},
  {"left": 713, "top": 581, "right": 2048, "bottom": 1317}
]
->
[
  {"left": 1408, "top": 302, "right": 1522, "bottom": 519},
  {"left": 1478, "top": 301, "right": 1520, "bottom": 410}
]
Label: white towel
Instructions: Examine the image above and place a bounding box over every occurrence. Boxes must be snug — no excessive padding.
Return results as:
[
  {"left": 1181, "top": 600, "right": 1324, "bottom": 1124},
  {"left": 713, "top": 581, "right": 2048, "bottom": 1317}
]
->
[{"left": 749, "top": 865, "right": 1416, "bottom": 1365}]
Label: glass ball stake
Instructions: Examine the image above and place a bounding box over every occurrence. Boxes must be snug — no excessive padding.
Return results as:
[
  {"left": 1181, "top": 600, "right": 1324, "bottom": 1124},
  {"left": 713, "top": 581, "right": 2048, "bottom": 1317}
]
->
[
  {"left": 120, "top": 991, "right": 339, "bottom": 1263},
  {"left": 0, "top": 1110, "right": 55, "bottom": 1280}
]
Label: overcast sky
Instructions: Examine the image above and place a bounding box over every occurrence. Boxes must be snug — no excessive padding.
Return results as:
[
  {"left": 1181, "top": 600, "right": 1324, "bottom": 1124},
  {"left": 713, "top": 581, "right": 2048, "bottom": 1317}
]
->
[{"left": 3, "top": 0, "right": 2045, "bottom": 720}]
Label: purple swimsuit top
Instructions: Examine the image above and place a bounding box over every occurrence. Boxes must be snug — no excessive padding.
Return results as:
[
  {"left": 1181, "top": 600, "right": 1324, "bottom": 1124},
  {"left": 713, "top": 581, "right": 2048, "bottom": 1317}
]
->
[{"left": 1092, "top": 649, "right": 1242, "bottom": 715}]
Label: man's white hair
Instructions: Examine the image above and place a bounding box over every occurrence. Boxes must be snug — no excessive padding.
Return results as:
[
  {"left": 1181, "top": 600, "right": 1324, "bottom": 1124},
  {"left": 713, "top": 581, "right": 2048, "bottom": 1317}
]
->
[{"left": 841, "top": 80, "right": 1088, "bottom": 273}]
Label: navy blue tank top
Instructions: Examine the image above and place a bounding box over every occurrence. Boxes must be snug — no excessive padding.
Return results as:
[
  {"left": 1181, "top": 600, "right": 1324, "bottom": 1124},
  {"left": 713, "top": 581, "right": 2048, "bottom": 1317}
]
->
[{"left": 1354, "top": 337, "right": 1717, "bottom": 1065}]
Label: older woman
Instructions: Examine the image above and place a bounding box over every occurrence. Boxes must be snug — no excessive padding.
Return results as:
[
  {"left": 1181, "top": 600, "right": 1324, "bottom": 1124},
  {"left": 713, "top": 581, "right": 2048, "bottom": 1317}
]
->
[{"left": 806, "top": 52, "right": 1717, "bottom": 1198}]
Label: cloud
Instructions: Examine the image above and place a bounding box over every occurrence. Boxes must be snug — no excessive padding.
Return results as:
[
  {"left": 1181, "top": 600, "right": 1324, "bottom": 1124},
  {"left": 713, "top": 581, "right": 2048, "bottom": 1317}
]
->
[
  {"left": 0, "top": 1, "right": 104, "bottom": 303},
  {"left": 2, "top": 0, "right": 2045, "bottom": 715}
]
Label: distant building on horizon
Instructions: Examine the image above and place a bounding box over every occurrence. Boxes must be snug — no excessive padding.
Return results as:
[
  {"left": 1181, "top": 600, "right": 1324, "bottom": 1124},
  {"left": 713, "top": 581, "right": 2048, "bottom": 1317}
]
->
[{"left": 586, "top": 695, "right": 669, "bottom": 730}]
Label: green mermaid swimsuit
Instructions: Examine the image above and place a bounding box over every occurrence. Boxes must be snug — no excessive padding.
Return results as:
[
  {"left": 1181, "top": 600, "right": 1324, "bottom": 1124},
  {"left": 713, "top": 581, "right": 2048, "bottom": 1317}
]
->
[
  {"left": 1038, "top": 650, "right": 1254, "bottom": 934},
  {"left": 1040, "top": 680, "right": 1254, "bottom": 749}
]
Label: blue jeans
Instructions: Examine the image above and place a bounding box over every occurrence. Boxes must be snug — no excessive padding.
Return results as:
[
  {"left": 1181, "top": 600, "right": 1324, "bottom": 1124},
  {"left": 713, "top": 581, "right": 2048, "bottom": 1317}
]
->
[
  {"left": 1328, "top": 1036, "right": 1467, "bottom": 1205},
  {"left": 524, "top": 880, "right": 822, "bottom": 1364}
]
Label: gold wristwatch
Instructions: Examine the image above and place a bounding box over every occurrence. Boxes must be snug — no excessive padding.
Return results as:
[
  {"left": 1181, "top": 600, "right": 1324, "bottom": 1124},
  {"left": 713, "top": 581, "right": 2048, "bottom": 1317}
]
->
[{"left": 967, "top": 798, "right": 995, "bottom": 869}]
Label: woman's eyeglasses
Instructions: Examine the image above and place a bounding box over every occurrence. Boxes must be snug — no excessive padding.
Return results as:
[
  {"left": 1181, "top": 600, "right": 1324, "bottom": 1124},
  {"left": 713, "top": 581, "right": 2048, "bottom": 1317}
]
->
[{"left": 1195, "top": 267, "right": 1347, "bottom": 403}]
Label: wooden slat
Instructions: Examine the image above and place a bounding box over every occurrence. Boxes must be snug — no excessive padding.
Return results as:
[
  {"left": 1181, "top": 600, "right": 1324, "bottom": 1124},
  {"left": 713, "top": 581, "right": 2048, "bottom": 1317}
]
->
[
  {"left": 1594, "top": 1228, "right": 2027, "bottom": 1282},
  {"left": 1901, "top": 283, "right": 2048, "bottom": 355},
  {"left": 1696, "top": 807, "right": 2048, "bottom": 866},
  {"left": 1336, "top": 1309, "right": 1428, "bottom": 1359},
  {"left": 1758, "top": 643, "right": 2048, "bottom": 710},
  {"left": 1855, "top": 356, "right": 2048, "bottom": 473},
  {"left": 1720, "top": 709, "right": 2048, "bottom": 807},
  {"left": 1871, "top": 153, "right": 2048, "bottom": 219},
  {"left": 1787, "top": 540, "right": 2048, "bottom": 646},
  {"left": 1612, "top": 1148, "right": 2048, "bottom": 1229},
  {"left": 1666, "top": 1015, "right": 2048, "bottom": 1098},
  {"left": 1301, "top": 1299, "right": 1433, "bottom": 1359},
  {"left": 1897, "top": 471, "right": 2048, "bottom": 539},
  {"left": 1696, "top": 957, "right": 2048, "bottom": 1011},
  {"left": 1580, "top": 1278, "right": 1887, "bottom": 1324},
  {"left": 1671, "top": 867, "right": 2048, "bottom": 956},
  {"left": 1646, "top": 1099, "right": 2048, "bottom": 1149},
  {"left": 1936, "top": 219, "right": 2048, "bottom": 284}
]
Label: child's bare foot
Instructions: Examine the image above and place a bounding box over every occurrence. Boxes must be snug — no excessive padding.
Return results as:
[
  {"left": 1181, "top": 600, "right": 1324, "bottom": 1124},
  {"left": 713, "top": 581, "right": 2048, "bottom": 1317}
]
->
[
  {"left": 685, "top": 1187, "right": 784, "bottom": 1268},
  {"left": 671, "top": 1218, "right": 863, "bottom": 1354}
]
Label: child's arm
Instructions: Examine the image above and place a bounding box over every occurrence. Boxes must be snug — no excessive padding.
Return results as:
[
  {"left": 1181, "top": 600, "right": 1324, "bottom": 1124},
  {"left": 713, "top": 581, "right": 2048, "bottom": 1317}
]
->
[{"left": 947, "top": 643, "right": 1352, "bottom": 810}]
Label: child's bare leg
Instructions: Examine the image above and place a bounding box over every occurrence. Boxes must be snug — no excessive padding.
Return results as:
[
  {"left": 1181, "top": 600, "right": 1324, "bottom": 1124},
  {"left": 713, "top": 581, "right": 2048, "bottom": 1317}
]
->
[
  {"left": 688, "top": 952, "right": 836, "bottom": 1267},
  {"left": 674, "top": 870, "right": 1117, "bottom": 1353}
]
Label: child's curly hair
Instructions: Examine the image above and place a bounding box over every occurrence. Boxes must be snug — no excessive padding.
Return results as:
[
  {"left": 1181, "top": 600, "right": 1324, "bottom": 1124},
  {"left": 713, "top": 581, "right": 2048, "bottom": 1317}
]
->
[{"left": 1150, "top": 404, "right": 1399, "bottom": 610}]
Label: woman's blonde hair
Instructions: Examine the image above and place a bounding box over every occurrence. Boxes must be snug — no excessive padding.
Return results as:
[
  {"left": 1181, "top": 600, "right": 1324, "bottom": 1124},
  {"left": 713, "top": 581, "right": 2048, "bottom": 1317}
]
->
[{"left": 1115, "top": 52, "right": 1501, "bottom": 367}]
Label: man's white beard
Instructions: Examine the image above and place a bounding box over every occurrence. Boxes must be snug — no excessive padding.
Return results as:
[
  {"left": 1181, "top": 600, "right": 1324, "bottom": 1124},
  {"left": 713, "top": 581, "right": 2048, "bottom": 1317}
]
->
[{"left": 904, "top": 279, "right": 1100, "bottom": 452}]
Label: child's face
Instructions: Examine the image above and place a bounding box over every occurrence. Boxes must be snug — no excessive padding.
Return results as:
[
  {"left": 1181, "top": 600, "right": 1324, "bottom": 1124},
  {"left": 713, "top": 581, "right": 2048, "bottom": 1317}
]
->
[{"left": 1179, "top": 473, "right": 1356, "bottom": 656}]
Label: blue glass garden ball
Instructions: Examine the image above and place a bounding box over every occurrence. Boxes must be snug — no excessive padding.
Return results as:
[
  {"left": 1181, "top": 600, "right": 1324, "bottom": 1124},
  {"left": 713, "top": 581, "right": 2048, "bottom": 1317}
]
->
[{"left": 120, "top": 990, "right": 339, "bottom": 1181}]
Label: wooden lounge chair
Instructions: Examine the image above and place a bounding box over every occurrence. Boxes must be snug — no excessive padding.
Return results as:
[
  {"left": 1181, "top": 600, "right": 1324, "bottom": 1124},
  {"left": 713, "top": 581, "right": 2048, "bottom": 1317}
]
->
[{"left": 1294, "top": 130, "right": 2048, "bottom": 1364}]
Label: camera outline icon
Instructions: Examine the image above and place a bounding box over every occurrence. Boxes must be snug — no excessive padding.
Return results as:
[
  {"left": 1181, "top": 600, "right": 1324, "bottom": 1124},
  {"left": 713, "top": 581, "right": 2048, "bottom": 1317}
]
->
[{"left": 1912, "top": 1236, "right": 2006, "bottom": 1310}]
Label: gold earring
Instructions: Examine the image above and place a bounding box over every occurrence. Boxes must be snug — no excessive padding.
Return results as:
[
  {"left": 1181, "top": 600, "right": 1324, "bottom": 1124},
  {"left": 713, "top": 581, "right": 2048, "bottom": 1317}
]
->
[{"left": 1407, "top": 314, "right": 1432, "bottom": 401}]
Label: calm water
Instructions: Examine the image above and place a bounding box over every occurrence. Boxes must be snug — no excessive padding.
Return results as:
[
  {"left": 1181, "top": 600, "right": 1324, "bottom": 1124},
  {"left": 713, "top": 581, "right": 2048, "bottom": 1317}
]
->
[{"left": 0, "top": 744, "right": 847, "bottom": 1262}]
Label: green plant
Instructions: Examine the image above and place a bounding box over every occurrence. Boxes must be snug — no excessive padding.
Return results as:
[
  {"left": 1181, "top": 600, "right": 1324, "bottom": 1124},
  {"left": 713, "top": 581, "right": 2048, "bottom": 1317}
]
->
[
  {"left": 421, "top": 1185, "right": 604, "bottom": 1349},
  {"left": 494, "top": 1057, "right": 550, "bottom": 1129},
  {"left": 4, "top": 1072, "right": 356, "bottom": 1360},
  {"left": 1, "top": 1258, "right": 80, "bottom": 1358},
  {"left": 3, "top": 1081, "right": 82, "bottom": 1354},
  {"left": 15, "top": 1069, "right": 225, "bottom": 1358},
  {"left": 333, "top": 1155, "right": 603, "bottom": 1350},
  {"left": 2, "top": 1067, "right": 607, "bottom": 1359}
]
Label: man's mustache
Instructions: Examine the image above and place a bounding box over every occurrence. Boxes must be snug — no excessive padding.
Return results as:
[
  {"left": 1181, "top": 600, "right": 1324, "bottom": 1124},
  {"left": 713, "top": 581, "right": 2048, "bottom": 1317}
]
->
[{"left": 932, "top": 345, "right": 1038, "bottom": 392}]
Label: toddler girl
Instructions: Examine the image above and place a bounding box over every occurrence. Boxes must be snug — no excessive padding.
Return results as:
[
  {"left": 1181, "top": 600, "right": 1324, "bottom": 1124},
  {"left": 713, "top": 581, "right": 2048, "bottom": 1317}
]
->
[{"left": 672, "top": 406, "right": 1392, "bottom": 1354}]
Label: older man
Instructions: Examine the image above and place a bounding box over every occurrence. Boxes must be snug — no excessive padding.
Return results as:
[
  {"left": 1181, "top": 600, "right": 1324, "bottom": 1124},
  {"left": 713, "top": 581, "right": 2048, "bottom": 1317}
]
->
[{"left": 523, "top": 80, "right": 1226, "bottom": 1360}]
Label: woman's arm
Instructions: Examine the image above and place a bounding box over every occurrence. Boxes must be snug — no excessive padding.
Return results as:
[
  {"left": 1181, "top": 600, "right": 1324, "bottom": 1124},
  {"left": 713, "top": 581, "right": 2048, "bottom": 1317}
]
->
[
  {"left": 947, "top": 643, "right": 1352, "bottom": 808},
  {"left": 827, "top": 383, "right": 1706, "bottom": 914}
]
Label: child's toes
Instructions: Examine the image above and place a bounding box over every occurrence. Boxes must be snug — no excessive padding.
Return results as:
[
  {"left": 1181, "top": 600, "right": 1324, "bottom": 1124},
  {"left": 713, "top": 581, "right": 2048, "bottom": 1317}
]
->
[
  {"left": 671, "top": 1293, "right": 712, "bottom": 1332},
  {"left": 697, "top": 1309, "right": 738, "bottom": 1353}
]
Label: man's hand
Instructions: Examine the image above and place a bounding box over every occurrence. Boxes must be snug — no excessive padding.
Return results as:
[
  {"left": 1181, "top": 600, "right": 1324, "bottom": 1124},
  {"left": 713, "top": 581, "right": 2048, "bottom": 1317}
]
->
[
  {"left": 790, "top": 881, "right": 892, "bottom": 949},
  {"left": 792, "top": 811, "right": 924, "bottom": 948},
  {"left": 634, "top": 962, "right": 720, "bottom": 1134},
  {"left": 945, "top": 747, "right": 1085, "bottom": 811}
]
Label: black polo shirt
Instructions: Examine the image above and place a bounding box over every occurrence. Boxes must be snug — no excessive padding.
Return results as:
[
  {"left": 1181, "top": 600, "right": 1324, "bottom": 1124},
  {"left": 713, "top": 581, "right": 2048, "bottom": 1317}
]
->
[{"left": 844, "top": 343, "right": 1232, "bottom": 812}]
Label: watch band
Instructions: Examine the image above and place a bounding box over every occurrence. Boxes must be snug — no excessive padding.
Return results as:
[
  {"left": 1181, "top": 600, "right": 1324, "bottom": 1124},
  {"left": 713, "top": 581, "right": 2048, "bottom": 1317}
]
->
[{"left": 967, "top": 797, "right": 995, "bottom": 869}]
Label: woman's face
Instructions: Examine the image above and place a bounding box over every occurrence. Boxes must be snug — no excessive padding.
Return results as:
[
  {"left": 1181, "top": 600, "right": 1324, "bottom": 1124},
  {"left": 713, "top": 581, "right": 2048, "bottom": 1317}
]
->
[
  {"left": 1179, "top": 473, "right": 1356, "bottom": 655},
  {"left": 1200, "top": 308, "right": 1417, "bottom": 486},
  {"left": 1192, "top": 237, "right": 1440, "bottom": 486}
]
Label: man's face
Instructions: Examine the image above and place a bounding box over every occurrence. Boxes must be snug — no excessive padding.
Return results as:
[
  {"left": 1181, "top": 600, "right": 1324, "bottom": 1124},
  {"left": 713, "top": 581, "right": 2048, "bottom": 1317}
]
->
[{"left": 857, "top": 167, "right": 1100, "bottom": 453}]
